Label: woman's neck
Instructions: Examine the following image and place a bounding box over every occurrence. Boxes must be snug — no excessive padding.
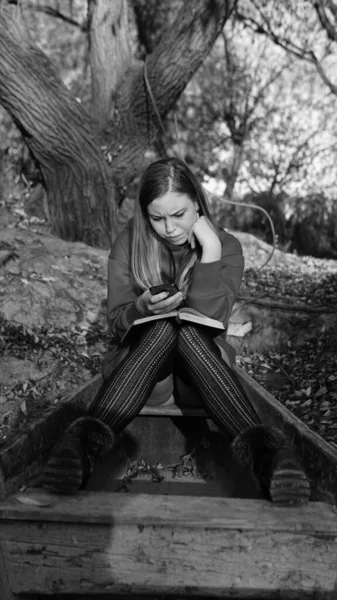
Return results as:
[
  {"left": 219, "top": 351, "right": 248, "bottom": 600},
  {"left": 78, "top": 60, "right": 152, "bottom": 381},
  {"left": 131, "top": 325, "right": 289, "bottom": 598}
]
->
[{"left": 161, "top": 238, "right": 190, "bottom": 252}]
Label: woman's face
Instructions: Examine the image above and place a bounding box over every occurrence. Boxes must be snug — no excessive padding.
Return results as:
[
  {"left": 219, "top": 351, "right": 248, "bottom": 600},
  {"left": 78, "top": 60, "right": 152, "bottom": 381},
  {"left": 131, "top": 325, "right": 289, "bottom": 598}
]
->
[{"left": 147, "top": 192, "right": 198, "bottom": 245}]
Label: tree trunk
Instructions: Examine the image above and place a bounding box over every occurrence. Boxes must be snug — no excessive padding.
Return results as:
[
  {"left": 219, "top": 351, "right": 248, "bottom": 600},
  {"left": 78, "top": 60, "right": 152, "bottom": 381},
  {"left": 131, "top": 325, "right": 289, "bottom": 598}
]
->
[
  {"left": 0, "top": 3, "right": 116, "bottom": 247},
  {"left": 225, "top": 140, "right": 244, "bottom": 200},
  {"left": 89, "top": 0, "right": 134, "bottom": 132}
]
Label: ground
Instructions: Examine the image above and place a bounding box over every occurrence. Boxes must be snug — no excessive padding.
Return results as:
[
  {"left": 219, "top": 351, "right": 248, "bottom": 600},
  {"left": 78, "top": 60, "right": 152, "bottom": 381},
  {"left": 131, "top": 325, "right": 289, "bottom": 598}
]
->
[{"left": 0, "top": 195, "right": 337, "bottom": 452}]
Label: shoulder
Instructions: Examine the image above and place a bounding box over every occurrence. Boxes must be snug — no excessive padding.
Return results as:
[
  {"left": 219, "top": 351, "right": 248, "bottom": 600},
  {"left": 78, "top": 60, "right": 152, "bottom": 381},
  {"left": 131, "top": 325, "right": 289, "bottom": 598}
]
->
[
  {"left": 109, "top": 219, "right": 133, "bottom": 262},
  {"left": 218, "top": 229, "right": 243, "bottom": 256}
]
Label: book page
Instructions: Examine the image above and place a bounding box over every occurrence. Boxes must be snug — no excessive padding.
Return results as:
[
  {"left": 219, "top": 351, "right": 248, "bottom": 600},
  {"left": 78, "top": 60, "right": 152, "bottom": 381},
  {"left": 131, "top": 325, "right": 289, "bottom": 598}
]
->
[
  {"left": 179, "top": 310, "right": 224, "bottom": 330},
  {"left": 121, "top": 311, "right": 178, "bottom": 344},
  {"left": 133, "top": 311, "right": 178, "bottom": 326},
  {"left": 121, "top": 308, "right": 224, "bottom": 344}
]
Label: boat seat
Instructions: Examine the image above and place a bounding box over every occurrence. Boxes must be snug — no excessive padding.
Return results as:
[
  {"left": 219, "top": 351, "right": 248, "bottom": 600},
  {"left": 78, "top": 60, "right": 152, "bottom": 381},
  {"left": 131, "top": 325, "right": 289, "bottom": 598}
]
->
[{"left": 139, "top": 404, "right": 207, "bottom": 417}]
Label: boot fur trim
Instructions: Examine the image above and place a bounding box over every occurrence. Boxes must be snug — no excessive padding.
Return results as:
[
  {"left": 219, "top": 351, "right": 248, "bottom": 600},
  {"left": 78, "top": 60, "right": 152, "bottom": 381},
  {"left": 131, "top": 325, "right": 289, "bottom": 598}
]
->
[
  {"left": 231, "top": 425, "right": 309, "bottom": 503},
  {"left": 231, "top": 424, "right": 291, "bottom": 472},
  {"left": 66, "top": 416, "right": 115, "bottom": 462}
]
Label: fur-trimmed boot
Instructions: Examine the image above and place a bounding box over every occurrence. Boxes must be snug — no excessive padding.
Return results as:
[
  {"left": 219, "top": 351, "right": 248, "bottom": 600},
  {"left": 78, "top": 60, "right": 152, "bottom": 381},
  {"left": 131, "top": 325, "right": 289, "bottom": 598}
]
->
[
  {"left": 232, "top": 425, "right": 310, "bottom": 505},
  {"left": 41, "top": 416, "right": 115, "bottom": 494}
]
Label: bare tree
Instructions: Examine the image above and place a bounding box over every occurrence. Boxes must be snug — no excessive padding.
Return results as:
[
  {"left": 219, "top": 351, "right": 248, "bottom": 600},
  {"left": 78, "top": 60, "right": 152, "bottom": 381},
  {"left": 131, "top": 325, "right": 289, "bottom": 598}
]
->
[
  {"left": 236, "top": 0, "right": 337, "bottom": 96},
  {"left": 180, "top": 22, "right": 290, "bottom": 199}
]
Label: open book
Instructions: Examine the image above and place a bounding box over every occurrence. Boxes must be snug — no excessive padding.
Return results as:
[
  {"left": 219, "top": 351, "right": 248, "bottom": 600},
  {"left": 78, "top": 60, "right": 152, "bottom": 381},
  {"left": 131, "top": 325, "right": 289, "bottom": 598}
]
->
[{"left": 121, "top": 308, "right": 224, "bottom": 343}]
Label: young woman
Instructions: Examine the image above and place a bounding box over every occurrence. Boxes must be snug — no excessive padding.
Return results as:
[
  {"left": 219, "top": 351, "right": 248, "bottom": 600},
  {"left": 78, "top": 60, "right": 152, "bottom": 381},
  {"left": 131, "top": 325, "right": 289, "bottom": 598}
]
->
[{"left": 42, "top": 157, "right": 310, "bottom": 504}]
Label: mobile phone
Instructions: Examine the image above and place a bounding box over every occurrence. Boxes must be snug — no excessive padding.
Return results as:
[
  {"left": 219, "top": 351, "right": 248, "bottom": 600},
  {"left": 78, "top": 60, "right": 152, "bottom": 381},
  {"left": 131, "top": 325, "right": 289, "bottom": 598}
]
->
[{"left": 150, "top": 283, "right": 179, "bottom": 297}]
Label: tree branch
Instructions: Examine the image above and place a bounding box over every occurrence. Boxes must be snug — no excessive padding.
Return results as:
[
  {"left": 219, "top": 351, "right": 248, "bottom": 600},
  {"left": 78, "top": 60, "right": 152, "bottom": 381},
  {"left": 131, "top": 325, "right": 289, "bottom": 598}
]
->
[
  {"left": 88, "top": 0, "right": 134, "bottom": 132},
  {"left": 236, "top": 6, "right": 337, "bottom": 97},
  {"left": 236, "top": 10, "right": 312, "bottom": 61},
  {"left": 313, "top": 0, "right": 337, "bottom": 42},
  {"left": 142, "top": 0, "right": 237, "bottom": 120},
  {"left": 26, "top": 2, "right": 87, "bottom": 31}
]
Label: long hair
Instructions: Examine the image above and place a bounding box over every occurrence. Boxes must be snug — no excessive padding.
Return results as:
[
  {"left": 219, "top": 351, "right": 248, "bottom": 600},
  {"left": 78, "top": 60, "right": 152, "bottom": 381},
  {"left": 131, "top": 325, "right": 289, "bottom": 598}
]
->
[{"left": 131, "top": 157, "right": 219, "bottom": 295}]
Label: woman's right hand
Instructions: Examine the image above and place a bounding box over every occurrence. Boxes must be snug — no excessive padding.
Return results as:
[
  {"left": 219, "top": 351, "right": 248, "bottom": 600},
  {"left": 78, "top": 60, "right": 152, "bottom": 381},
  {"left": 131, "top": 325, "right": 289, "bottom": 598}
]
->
[{"left": 136, "top": 289, "right": 183, "bottom": 316}]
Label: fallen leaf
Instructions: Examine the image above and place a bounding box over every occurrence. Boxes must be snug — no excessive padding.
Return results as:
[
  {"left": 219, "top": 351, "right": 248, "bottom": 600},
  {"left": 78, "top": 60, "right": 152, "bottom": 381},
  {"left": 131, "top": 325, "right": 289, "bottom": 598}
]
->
[
  {"left": 302, "top": 398, "right": 312, "bottom": 407},
  {"left": 315, "top": 386, "right": 327, "bottom": 398},
  {"left": 14, "top": 494, "right": 52, "bottom": 507}
]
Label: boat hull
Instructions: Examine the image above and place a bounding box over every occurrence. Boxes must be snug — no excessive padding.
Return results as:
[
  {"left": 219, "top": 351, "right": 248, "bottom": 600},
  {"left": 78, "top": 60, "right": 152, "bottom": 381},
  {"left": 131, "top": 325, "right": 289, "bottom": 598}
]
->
[{"left": 1, "top": 368, "right": 337, "bottom": 599}]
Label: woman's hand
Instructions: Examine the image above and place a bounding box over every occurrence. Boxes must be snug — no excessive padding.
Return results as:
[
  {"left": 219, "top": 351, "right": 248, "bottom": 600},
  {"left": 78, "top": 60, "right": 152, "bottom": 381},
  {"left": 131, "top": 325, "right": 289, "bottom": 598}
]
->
[
  {"left": 188, "top": 216, "right": 222, "bottom": 262},
  {"left": 136, "top": 289, "right": 183, "bottom": 316}
]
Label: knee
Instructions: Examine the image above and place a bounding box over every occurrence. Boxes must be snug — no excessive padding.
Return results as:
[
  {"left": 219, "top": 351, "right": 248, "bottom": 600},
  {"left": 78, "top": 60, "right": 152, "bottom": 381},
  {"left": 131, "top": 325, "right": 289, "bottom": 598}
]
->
[
  {"left": 150, "top": 318, "right": 177, "bottom": 345},
  {"left": 177, "top": 323, "right": 196, "bottom": 343},
  {"left": 178, "top": 323, "right": 215, "bottom": 351},
  {"left": 138, "top": 318, "right": 177, "bottom": 343}
]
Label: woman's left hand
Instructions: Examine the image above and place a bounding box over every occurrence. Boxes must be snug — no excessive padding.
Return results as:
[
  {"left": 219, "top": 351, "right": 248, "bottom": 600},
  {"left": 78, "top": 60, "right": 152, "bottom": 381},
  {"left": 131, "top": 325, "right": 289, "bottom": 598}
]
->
[{"left": 188, "top": 216, "right": 221, "bottom": 252}]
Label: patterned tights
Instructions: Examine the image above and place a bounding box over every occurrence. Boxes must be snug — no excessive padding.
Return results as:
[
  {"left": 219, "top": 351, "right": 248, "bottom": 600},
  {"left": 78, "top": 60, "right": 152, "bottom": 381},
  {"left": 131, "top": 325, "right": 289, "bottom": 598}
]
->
[{"left": 89, "top": 319, "right": 261, "bottom": 437}]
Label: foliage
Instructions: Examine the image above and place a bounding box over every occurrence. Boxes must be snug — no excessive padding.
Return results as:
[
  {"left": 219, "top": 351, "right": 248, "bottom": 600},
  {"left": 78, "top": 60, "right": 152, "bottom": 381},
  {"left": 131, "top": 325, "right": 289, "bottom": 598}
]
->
[
  {"left": 115, "top": 449, "right": 201, "bottom": 493},
  {"left": 172, "top": 16, "right": 337, "bottom": 199},
  {"left": 287, "top": 193, "right": 337, "bottom": 258},
  {"left": 237, "top": 0, "right": 337, "bottom": 95},
  {"left": 210, "top": 190, "right": 337, "bottom": 257}
]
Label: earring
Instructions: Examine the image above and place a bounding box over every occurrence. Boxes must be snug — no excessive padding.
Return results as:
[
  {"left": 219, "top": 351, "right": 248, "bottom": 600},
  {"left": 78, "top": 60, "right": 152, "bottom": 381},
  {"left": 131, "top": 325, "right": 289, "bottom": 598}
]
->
[{"left": 196, "top": 209, "right": 200, "bottom": 220}]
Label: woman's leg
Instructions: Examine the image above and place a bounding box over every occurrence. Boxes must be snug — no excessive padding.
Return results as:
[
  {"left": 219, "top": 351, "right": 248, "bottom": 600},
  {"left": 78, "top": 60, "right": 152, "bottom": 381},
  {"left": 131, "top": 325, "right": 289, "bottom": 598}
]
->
[
  {"left": 176, "top": 324, "right": 310, "bottom": 504},
  {"left": 42, "top": 320, "right": 177, "bottom": 493},
  {"left": 88, "top": 320, "right": 176, "bottom": 430},
  {"left": 177, "top": 325, "right": 260, "bottom": 434}
]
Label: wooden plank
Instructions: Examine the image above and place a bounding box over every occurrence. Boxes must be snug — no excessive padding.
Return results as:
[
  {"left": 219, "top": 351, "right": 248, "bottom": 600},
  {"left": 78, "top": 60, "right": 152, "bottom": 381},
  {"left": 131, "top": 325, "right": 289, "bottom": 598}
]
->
[
  {"left": 3, "top": 529, "right": 336, "bottom": 598},
  {"left": 0, "top": 542, "right": 13, "bottom": 600},
  {"left": 0, "top": 493, "right": 336, "bottom": 597},
  {"left": 0, "top": 542, "right": 26, "bottom": 600},
  {"left": 139, "top": 404, "right": 206, "bottom": 417},
  {"left": 1, "top": 490, "right": 336, "bottom": 528}
]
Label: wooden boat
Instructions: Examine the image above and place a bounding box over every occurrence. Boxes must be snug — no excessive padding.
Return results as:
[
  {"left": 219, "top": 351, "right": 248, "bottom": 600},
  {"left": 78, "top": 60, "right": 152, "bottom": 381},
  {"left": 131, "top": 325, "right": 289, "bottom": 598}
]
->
[{"left": 1, "top": 366, "right": 337, "bottom": 599}]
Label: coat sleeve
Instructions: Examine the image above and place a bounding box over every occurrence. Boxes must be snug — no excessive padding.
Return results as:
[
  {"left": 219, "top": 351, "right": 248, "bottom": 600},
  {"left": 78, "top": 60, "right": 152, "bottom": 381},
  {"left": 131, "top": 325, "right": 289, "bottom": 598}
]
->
[
  {"left": 185, "top": 233, "right": 244, "bottom": 327},
  {"left": 107, "top": 233, "right": 144, "bottom": 341}
]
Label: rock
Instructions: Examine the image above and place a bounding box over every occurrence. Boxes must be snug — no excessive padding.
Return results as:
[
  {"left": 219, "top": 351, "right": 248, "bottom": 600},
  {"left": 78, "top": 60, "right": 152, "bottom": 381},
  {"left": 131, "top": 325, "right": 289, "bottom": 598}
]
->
[
  {"left": 0, "top": 251, "right": 13, "bottom": 266},
  {"left": 231, "top": 231, "right": 300, "bottom": 269},
  {"left": 5, "top": 261, "right": 21, "bottom": 275},
  {"left": 0, "top": 228, "right": 107, "bottom": 330}
]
